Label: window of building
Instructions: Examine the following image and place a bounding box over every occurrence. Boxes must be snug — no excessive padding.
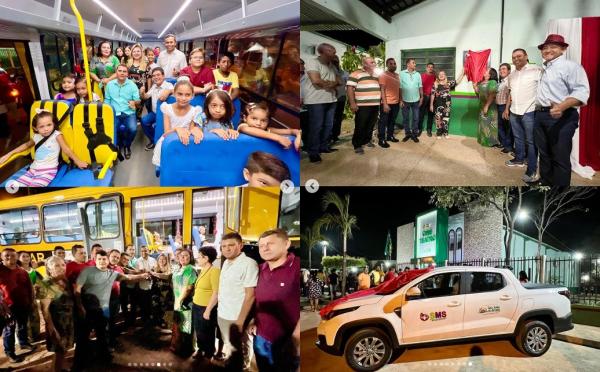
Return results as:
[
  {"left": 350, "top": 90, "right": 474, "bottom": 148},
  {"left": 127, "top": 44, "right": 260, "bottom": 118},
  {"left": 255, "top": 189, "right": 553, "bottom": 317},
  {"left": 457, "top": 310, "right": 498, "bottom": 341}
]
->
[
  {"left": 468, "top": 272, "right": 505, "bottom": 293},
  {"left": 43, "top": 202, "right": 82, "bottom": 243},
  {"left": 0, "top": 207, "right": 40, "bottom": 245},
  {"left": 279, "top": 188, "right": 300, "bottom": 237},
  {"left": 192, "top": 189, "right": 225, "bottom": 248},
  {"left": 131, "top": 193, "right": 184, "bottom": 251},
  {"left": 413, "top": 272, "right": 461, "bottom": 299},
  {"left": 400, "top": 47, "right": 456, "bottom": 79},
  {"left": 85, "top": 200, "right": 119, "bottom": 240}
]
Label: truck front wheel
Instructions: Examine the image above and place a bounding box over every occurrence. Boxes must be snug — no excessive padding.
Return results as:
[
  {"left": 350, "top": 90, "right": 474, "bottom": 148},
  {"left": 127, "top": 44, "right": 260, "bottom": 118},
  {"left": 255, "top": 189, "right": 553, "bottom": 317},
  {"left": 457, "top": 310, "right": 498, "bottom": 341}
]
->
[
  {"left": 344, "top": 328, "right": 393, "bottom": 371},
  {"left": 516, "top": 320, "right": 552, "bottom": 356}
]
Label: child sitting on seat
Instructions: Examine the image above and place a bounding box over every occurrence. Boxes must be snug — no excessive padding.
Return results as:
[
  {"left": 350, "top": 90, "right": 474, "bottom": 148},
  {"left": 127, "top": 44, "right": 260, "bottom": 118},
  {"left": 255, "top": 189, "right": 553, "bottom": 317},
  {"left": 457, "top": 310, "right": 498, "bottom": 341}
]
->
[
  {"left": 0, "top": 109, "right": 88, "bottom": 186},
  {"left": 75, "top": 77, "right": 101, "bottom": 103},
  {"left": 202, "top": 89, "right": 238, "bottom": 140},
  {"left": 238, "top": 102, "right": 301, "bottom": 151},
  {"left": 54, "top": 74, "right": 78, "bottom": 104},
  {"left": 242, "top": 151, "right": 291, "bottom": 187},
  {"left": 151, "top": 80, "right": 204, "bottom": 167}
]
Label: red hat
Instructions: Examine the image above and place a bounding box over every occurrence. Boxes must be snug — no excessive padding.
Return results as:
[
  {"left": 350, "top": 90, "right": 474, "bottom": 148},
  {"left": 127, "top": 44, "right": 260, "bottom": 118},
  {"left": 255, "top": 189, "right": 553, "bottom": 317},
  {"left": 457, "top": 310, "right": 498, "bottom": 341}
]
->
[{"left": 538, "top": 34, "right": 569, "bottom": 50}]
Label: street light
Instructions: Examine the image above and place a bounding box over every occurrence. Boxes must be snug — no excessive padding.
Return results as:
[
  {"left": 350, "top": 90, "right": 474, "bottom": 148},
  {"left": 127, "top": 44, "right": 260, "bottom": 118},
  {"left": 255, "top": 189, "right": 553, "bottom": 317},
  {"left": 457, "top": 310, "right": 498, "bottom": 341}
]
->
[
  {"left": 574, "top": 252, "right": 584, "bottom": 260},
  {"left": 517, "top": 209, "right": 529, "bottom": 221},
  {"left": 582, "top": 274, "right": 590, "bottom": 282},
  {"left": 321, "top": 241, "right": 328, "bottom": 257}
]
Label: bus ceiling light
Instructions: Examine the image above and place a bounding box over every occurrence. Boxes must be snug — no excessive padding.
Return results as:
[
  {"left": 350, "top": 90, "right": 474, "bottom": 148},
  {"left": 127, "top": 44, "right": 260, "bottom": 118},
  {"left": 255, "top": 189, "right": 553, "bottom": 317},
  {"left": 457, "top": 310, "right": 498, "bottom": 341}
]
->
[
  {"left": 93, "top": 0, "right": 142, "bottom": 38},
  {"left": 158, "top": 0, "right": 193, "bottom": 39}
]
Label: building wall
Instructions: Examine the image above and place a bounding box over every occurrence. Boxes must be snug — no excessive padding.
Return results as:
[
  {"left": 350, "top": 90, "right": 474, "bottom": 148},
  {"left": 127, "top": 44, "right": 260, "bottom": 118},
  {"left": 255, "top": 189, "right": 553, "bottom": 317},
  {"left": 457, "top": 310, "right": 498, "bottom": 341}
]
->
[
  {"left": 463, "top": 202, "right": 503, "bottom": 260},
  {"left": 396, "top": 222, "right": 414, "bottom": 264},
  {"left": 503, "top": 228, "right": 572, "bottom": 259},
  {"left": 300, "top": 31, "right": 349, "bottom": 61},
  {"left": 385, "top": 0, "right": 600, "bottom": 92}
]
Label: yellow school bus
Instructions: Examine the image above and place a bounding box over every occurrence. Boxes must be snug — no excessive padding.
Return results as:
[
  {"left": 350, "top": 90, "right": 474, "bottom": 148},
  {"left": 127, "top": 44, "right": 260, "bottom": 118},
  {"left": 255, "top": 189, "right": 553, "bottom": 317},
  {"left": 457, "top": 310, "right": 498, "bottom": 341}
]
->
[{"left": 0, "top": 187, "right": 300, "bottom": 264}]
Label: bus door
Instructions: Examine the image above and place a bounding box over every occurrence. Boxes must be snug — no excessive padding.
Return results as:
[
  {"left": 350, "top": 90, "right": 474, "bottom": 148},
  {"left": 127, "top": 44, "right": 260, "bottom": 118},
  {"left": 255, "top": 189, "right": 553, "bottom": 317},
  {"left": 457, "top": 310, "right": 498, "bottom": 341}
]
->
[{"left": 78, "top": 196, "right": 124, "bottom": 254}]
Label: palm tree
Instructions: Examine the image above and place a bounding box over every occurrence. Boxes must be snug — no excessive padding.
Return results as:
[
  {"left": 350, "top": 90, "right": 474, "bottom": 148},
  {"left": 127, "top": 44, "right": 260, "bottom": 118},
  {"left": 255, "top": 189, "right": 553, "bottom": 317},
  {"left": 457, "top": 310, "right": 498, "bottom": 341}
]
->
[
  {"left": 318, "top": 192, "right": 358, "bottom": 296},
  {"left": 301, "top": 220, "right": 326, "bottom": 269}
]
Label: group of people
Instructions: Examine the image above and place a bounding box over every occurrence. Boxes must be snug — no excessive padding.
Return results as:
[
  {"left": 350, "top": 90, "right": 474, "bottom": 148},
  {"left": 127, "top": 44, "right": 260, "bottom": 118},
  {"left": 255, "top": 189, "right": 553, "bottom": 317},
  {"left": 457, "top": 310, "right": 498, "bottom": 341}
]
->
[
  {"left": 302, "top": 265, "right": 409, "bottom": 311},
  {"left": 0, "top": 229, "right": 300, "bottom": 371},
  {"left": 0, "top": 33, "right": 298, "bottom": 188},
  {"left": 303, "top": 34, "right": 590, "bottom": 185}
]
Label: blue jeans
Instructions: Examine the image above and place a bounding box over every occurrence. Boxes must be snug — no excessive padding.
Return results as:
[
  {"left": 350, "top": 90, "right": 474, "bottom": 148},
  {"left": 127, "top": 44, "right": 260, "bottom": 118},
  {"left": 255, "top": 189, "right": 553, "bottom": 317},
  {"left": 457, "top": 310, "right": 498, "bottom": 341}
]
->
[
  {"left": 509, "top": 111, "right": 537, "bottom": 176},
  {"left": 402, "top": 101, "right": 420, "bottom": 137},
  {"left": 378, "top": 103, "right": 400, "bottom": 140},
  {"left": 306, "top": 102, "right": 336, "bottom": 156},
  {"left": 2, "top": 306, "right": 29, "bottom": 354},
  {"left": 141, "top": 111, "right": 156, "bottom": 144},
  {"left": 115, "top": 112, "right": 138, "bottom": 148},
  {"left": 254, "top": 334, "right": 300, "bottom": 372},
  {"left": 497, "top": 104, "right": 513, "bottom": 150}
]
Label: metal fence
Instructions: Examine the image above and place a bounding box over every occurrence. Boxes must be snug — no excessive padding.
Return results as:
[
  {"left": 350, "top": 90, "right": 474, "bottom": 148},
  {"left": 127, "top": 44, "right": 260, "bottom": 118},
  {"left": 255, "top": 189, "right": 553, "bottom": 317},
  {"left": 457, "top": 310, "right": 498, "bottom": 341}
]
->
[{"left": 446, "top": 255, "right": 600, "bottom": 305}]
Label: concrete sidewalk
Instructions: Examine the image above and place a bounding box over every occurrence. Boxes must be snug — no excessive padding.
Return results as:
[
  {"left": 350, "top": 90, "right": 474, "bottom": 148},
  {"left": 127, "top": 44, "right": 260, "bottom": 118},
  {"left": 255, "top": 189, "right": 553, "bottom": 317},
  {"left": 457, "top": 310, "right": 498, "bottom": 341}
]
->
[
  {"left": 301, "top": 133, "right": 600, "bottom": 186},
  {"left": 554, "top": 323, "right": 600, "bottom": 350}
]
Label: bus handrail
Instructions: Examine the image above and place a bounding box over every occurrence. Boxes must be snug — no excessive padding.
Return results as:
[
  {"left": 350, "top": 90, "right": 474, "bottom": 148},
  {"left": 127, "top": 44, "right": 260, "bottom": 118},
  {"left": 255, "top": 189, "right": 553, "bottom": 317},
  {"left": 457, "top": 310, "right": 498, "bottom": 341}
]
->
[{"left": 69, "top": 0, "right": 93, "bottom": 102}]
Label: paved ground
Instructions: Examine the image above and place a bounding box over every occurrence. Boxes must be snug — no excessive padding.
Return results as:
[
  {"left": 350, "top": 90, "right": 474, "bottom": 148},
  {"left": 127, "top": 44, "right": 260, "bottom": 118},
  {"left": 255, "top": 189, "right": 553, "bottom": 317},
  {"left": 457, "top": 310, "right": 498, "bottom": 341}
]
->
[
  {"left": 300, "top": 130, "right": 600, "bottom": 186},
  {"left": 301, "top": 323, "right": 600, "bottom": 372}
]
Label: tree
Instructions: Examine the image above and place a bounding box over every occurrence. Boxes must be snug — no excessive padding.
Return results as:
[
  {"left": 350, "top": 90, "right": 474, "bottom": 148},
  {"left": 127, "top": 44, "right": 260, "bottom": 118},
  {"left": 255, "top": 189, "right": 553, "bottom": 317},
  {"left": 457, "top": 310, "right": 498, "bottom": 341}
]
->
[
  {"left": 301, "top": 220, "right": 326, "bottom": 269},
  {"left": 318, "top": 192, "right": 358, "bottom": 296},
  {"left": 322, "top": 256, "right": 368, "bottom": 271},
  {"left": 531, "top": 187, "right": 595, "bottom": 281},
  {"left": 428, "top": 186, "right": 523, "bottom": 264}
]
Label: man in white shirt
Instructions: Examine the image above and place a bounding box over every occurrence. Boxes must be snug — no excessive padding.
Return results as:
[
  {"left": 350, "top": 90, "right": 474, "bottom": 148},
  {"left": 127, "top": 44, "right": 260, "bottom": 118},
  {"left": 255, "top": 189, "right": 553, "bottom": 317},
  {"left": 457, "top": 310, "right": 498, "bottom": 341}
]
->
[
  {"left": 503, "top": 48, "right": 542, "bottom": 183},
  {"left": 140, "top": 66, "right": 174, "bottom": 151},
  {"left": 213, "top": 232, "right": 258, "bottom": 368},
  {"left": 135, "top": 246, "right": 156, "bottom": 325},
  {"left": 157, "top": 34, "right": 187, "bottom": 79},
  {"left": 534, "top": 34, "right": 590, "bottom": 186}
]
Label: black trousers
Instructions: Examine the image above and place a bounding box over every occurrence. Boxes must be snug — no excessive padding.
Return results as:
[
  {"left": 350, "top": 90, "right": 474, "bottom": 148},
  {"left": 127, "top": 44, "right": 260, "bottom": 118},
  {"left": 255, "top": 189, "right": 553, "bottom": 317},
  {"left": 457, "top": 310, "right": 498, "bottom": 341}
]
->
[
  {"left": 119, "top": 284, "right": 137, "bottom": 326},
  {"left": 137, "top": 288, "right": 152, "bottom": 324},
  {"left": 419, "top": 95, "right": 434, "bottom": 133},
  {"left": 74, "top": 307, "right": 109, "bottom": 369},
  {"left": 352, "top": 106, "right": 379, "bottom": 149},
  {"left": 534, "top": 108, "right": 579, "bottom": 186},
  {"left": 331, "top": 95, "right": 347, "bottom": 141}
]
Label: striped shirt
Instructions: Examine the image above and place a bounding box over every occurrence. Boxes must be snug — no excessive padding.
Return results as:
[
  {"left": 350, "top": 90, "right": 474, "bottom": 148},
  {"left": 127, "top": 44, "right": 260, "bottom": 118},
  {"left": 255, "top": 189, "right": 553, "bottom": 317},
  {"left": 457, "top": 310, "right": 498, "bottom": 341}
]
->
[{"left": 347, "top": 69, "right": 381, "bottom": 106}]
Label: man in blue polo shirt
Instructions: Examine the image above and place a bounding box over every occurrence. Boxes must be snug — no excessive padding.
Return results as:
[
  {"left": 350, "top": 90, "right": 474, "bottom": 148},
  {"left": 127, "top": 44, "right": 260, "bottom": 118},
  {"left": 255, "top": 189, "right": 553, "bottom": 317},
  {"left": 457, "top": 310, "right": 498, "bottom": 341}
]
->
[
  {"left": 400, "top": 58, "right": 423, "bottom": 143},
  {"left": 104, "top": 64, "right": 140, "bottom": 160}
]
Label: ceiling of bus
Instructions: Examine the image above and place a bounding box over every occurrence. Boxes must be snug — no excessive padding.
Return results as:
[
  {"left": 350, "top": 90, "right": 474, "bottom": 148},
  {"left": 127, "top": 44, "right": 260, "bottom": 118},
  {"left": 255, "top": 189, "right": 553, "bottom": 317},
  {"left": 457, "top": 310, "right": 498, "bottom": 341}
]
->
[{"left": 56, "top": 0, "right": 259, "bottom": 40}]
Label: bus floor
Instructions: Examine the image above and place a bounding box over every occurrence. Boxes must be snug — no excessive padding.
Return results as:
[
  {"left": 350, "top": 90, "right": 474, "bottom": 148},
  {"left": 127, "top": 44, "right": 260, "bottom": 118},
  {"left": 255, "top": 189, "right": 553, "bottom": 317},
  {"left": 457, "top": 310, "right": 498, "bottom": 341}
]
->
[
  {"left": 0, "top": 316, "right": 257, "bottom": 371},
  {"left": 113, "top": 123, "right": 159, "bottom": 186},
  {"left": 301, "top": 130, "right": 600, "bottom": 186}
]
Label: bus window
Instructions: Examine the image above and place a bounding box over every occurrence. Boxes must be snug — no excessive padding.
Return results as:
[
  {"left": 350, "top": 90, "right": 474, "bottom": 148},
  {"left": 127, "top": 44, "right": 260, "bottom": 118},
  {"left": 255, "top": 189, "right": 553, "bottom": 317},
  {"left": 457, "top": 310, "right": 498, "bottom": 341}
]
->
[
  {"left": 205, "top": 40, "right": 219, "bottom": 68},
  {"left": 192, "top": 189, "right": 225, "bottom": 247},
  {"left": 235, "top": 36, "right": 280, "bottom": 98},
  {"left": 41, "top": 33, "right": 62, "bottom": 97},
  {"left": 43, "top": 202, "right": 82, "bottom": 243},
  {"left": 226, "top": 188, "right": 241, "bottom": 233},
  {"left": 86, "top": 200, "right": 119, "bottom": 240},
  {"left": 278, "top": 188, "right": 300, "bottom": 237},
  {"left": 0, "top": 207, "right": 40, "bottom": 245},
  {"left": 132, "top": 193, "right": 184, "bottom": 251},
  {"left": 271, "top": 31, "right": 300, "bottom": 111},
  {"left": 57, "top": 35, "right": 73, "bottom": 75}
]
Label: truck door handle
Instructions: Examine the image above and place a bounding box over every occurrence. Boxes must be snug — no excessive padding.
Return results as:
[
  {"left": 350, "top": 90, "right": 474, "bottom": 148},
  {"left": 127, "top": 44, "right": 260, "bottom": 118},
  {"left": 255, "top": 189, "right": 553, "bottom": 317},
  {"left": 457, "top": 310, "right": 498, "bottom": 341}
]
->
[
  {"left": 447, "top": 301, "right": 461, "bottom": 307},
  {"left": 500, "top": 295, "right": 513, "bottom": 300}
]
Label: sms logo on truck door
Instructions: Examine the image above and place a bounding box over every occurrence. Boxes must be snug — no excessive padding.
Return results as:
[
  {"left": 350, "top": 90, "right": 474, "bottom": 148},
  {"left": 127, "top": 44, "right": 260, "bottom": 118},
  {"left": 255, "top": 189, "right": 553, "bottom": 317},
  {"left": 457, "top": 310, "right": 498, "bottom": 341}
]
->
[{"left": 420, "top": 311, "right": 447, "bottom": 321}]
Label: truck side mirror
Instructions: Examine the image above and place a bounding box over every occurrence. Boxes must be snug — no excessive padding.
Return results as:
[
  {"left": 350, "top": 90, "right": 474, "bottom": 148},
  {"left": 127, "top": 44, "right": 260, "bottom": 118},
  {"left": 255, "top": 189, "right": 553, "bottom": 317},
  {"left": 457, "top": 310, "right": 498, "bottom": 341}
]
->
[{"left": 406, "top": 286, "right": 422, "bottom": 300}]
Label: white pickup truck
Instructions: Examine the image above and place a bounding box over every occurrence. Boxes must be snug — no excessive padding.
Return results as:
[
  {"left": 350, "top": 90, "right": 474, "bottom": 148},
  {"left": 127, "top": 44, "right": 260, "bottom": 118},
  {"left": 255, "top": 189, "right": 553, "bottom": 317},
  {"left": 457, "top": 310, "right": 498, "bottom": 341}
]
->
[{"left": 316, "top": 266, "right": 573, "bottom": 371}]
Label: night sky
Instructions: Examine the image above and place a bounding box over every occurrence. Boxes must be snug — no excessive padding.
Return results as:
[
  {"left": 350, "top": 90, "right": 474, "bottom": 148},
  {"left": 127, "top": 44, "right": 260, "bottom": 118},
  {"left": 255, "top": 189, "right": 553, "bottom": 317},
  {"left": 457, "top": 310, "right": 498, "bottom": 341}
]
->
[{"left": 301, "top": 187, "right": 600, "bottom": 266}]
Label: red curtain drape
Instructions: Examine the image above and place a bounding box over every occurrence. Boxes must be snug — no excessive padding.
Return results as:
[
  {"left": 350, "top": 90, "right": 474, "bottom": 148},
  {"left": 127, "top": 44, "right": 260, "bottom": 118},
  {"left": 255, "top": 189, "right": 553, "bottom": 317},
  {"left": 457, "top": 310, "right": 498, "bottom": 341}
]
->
[{"left": 580, "top": 17, "right": 600, "bottom": 170}]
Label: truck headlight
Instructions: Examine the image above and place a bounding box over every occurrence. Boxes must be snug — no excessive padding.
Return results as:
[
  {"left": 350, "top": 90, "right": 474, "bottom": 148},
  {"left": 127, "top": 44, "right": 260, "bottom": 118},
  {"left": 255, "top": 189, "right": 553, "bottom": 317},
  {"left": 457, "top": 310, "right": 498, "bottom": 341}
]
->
[{"left": 322, "top": 306, "right": 359, "bottom": 321}]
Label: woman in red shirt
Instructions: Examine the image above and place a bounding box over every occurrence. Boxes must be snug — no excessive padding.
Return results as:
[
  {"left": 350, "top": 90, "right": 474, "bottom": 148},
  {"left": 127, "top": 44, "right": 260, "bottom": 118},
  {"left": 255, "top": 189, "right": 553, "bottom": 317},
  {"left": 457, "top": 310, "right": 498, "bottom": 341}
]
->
[{"left": 179, "top": 48, "right": 215, "bottom": 95}]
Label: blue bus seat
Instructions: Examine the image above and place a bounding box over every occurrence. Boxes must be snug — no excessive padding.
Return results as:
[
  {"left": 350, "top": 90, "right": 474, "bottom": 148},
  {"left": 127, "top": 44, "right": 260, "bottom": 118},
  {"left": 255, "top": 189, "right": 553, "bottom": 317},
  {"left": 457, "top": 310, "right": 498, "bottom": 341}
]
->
[{"left": 159, "top": 132, "right": 300, "bottom": 186}]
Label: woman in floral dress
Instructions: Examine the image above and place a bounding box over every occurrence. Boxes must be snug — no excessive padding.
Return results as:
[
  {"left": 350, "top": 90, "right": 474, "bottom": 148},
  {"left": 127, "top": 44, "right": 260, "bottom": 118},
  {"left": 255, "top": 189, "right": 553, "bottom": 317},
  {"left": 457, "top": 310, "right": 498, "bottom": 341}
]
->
[
  {"left": 37, "top": 256, "right": 74, "bottom": 372},
  {"left": 474, "top": 68, "right": 500, "bottom": 147},
  {"left": 429, "top": 70, "right": 466, "bottom": 138},
  {"left": 170, "top": 249, "right": 197, "bottom": 356}
]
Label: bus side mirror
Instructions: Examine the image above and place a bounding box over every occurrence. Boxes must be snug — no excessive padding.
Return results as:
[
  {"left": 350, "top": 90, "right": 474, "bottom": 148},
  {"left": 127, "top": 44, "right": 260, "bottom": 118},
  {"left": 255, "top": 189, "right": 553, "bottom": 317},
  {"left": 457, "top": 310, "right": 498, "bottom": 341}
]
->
[{"left": 406, "top": 286, "right": 422, "bottom": 301}]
